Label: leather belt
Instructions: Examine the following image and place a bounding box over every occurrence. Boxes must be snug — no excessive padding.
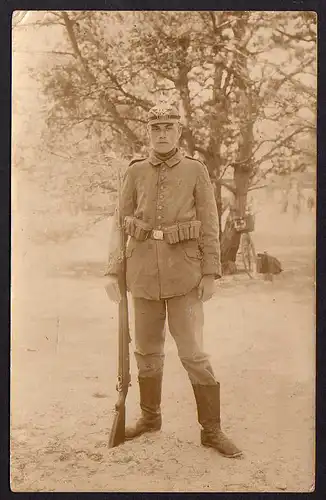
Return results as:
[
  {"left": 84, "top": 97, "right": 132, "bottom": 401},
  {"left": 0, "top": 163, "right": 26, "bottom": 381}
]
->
[{"left": 125, "top": 220, "right": 202, "bottom": 243}]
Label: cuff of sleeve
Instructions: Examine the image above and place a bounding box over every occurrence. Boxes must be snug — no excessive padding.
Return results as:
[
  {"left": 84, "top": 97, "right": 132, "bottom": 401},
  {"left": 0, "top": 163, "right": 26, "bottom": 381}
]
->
[
  {"left": 202, "top": 257, "right": 222, "bottom": 279},
  {"left": 104, "top": 262, "right": 121, "bottom": 276},
  {"left": 203, "top": 273, "right": 222, "bottom": 280}
]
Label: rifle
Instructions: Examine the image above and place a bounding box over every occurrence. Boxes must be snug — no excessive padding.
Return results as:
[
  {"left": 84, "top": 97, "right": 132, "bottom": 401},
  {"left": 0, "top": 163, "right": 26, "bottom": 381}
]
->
[{"left": 108, "top": 169, "right": 131, "bottom": 448}]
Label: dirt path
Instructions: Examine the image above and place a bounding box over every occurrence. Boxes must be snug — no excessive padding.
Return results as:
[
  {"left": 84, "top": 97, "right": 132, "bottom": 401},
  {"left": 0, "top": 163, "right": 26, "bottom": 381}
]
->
[{"left": 11, "top": 203, "right": 315, "bottom": 492}]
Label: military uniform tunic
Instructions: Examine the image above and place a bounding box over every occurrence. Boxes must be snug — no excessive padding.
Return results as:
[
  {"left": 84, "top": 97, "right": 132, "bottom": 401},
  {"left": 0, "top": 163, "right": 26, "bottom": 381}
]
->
[{"left": 106, "top": 149, "right": 221, "bottom": 300}]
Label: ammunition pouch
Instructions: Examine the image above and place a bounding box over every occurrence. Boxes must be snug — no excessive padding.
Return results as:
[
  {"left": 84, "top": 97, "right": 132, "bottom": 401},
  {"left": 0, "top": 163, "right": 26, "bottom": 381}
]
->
[
  {"left": 164, "top": 225, "right": 179, "bottom": 244},
  {"left": 124, "top": 216, "right": 152, "bottom": 241},
  {"left": 124, "top": 217, "right": 201, "bottom": 244},
  {"left": 175, "top": 220, "right": 201, "bottom": 243}
]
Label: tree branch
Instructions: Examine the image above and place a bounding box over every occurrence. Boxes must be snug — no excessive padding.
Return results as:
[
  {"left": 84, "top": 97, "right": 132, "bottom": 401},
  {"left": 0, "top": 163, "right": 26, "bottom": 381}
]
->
[
  {"left": 218, "top": 179, "right": 236, "bottom": 194},
  {"left": 252, "top": 126, "right": 311, "bottom": 168},
  {"left": 261, "top": 57, "right": 315, "bottom": 102},
  {"left": 248, "top": 184, "right": 268, "bottom": 192},
  {"left": 151, "top": 66, "right": 177, "bottom": 84},
  {"left": 194, "top": 146, "right": 210, "bottom": 160},
  {"left": 103, "top": 66, "right": 152, "bottom": 110},
  {"left": 61, "top": 11, "right": 142, "bottom": 147},
  {"left": 84, "top": 30, "right": 153, "bottom": 110},
  {"left": 175, "top": 42, "right": 196, "bottom": 155},
  {"left": 217, "top": 163, "right": 231, "bottom": 180},
  {"left": 13, "top": 50, "right": 76, "bottom": 57},
  {"left": 13, "top": 20, "right": 65, "bottom": 28},
  {"left": 276, "top": 27, "right": 316, "bottom": 43}
]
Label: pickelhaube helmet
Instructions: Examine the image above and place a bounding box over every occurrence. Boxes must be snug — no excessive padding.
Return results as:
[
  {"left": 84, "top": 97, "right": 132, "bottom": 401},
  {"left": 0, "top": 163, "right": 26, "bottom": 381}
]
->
[{"left": 147, "top": 102, "right": 181, "bottom": 125}]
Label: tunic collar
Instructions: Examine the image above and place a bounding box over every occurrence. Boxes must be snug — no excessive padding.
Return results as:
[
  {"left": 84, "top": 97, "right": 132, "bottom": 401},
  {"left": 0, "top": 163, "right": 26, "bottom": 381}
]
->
[{"left": 149, "top": 148, "right": 183, "bottom": 168}]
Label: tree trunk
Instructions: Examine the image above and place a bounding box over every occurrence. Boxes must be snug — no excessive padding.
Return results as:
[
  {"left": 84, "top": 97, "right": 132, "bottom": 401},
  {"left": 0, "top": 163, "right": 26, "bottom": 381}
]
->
[
  {"left": 214, "top": 181, "right": 223, "bottom": 243},
  {"left": 221, "top": 214, "right": 241, "bottom": 268},
  {"left": 220, "top": 144, "right": 252, "bottom": 269},
  {"left": 220, "top": 13, "right": 254, "bottom": 271},
  {"left": 206, "top": 155, "right": 223, "bottom": 242}
]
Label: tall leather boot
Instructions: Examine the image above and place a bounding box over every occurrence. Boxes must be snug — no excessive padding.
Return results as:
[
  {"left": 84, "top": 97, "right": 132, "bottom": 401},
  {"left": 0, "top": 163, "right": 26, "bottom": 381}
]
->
[
  {"left": 192, "top": 383, "right": 243, "bottom": 458},
  {"left": 125, "top": 374, "right": 162, "bottom": 440}
]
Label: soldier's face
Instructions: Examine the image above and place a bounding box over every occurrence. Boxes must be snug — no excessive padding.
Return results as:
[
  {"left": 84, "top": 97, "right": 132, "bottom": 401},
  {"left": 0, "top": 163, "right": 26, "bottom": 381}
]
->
[{"left": 148, "top": 122, "right": 182, "bottom": 154}]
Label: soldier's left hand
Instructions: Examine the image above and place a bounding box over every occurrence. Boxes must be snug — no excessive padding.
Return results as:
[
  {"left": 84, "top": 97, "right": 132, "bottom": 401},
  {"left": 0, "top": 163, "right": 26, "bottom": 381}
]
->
[{"left": 197, "top": 275, "right": 215, "bottom": 302}]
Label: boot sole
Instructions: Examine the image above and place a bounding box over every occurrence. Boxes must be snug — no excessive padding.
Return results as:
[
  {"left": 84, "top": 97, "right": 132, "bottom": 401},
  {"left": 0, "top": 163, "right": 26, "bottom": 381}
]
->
[
  {"left": 202, "top": 441, "right": 243, "bottom": 458},
  {"left": 125, "top": 427, "right": 161, "bottom": 441}
]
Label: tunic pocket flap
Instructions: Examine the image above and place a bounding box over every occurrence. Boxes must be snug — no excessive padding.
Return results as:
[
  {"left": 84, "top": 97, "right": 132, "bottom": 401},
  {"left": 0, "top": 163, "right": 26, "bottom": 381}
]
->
[{"left": 183, "top": 246, "right": 202, "bottom": 259}]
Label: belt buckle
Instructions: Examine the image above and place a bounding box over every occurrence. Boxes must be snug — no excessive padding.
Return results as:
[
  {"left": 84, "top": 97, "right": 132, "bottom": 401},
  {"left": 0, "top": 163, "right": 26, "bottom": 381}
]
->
[{"left": 152, "top": 230, "right": 164, "bottom": 240}]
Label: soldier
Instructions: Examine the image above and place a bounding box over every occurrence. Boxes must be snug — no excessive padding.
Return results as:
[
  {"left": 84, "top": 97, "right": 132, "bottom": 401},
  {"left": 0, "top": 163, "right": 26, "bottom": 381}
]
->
[{"left": 105, "top": 103, "right": 242, "bottom": 458}]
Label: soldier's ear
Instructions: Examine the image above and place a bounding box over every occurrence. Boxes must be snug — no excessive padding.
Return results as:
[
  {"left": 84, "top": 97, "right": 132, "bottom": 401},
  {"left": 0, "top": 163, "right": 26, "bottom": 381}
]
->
[{"left": 177, "top": 123, "right": 183, "bottom": 138}]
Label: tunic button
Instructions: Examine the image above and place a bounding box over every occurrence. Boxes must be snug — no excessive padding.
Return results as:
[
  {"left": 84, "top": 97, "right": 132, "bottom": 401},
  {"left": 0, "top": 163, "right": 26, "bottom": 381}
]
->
[
  {"left": 158, "top": 215, "right": 162, "bottom": 220},
  {"left": 158, "top": 205, "right": 162, "bottom": 209}
]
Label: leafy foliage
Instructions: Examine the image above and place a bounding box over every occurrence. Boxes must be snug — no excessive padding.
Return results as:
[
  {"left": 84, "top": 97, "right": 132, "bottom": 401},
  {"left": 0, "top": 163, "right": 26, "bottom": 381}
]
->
[{"left": 13, "top": 10, "right": 316, "bottom": 238}]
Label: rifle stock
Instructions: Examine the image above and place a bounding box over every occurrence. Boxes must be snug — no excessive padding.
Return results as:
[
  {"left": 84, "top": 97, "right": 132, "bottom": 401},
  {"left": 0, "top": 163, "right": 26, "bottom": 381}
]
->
[
  {"left": 108, "top": 393, "right": 126, "bottom": 448},
  {"left": 108, "top": 172, "right": 131, "bottom": 449}
]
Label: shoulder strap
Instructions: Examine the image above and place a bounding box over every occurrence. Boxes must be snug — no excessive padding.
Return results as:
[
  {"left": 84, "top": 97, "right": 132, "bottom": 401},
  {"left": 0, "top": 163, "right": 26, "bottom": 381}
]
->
[
  {"left": 129, "top": 157, "right": 147, "bottom": 166},
  {"left": 185, "top": 155, "right": 206, "bottom": 166}
]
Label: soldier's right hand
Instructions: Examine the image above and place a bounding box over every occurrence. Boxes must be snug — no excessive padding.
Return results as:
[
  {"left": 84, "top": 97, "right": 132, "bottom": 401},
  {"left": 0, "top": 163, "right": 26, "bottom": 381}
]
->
[{"left": 104, "top": 275, "right": 121, "bottom": 303}]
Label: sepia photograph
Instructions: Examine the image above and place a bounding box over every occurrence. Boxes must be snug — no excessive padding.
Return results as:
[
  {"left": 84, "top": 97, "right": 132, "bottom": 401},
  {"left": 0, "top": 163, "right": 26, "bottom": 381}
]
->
[{"left": 11, "top": 10, "right": 316, "bottom": 492}]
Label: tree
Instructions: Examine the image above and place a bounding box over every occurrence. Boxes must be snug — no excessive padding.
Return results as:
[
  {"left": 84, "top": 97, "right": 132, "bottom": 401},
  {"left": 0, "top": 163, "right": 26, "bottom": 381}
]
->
[{"left": 13, "top": 10, "right": 316, "bottom": 263}]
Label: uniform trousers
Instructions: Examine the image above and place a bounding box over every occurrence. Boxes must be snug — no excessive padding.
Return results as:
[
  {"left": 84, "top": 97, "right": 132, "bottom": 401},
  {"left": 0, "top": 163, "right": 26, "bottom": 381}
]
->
[{"left": 133, "top": 287, "right": 217, "bottom": 386}]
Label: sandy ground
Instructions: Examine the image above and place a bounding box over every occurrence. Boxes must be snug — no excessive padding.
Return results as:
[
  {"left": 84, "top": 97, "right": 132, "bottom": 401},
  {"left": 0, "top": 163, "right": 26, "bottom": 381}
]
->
[{"left": 10, "top": 179, "right": 315, "bottom": 492}]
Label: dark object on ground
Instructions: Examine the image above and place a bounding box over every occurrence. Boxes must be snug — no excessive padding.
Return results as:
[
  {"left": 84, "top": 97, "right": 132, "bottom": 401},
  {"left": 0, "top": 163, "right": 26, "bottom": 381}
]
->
[
  {"left": 256, "top": 252, "right": 283, "bottom": 275},
  {"left": 222, "top": 261, "right": 237, "bottom": 275}
]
